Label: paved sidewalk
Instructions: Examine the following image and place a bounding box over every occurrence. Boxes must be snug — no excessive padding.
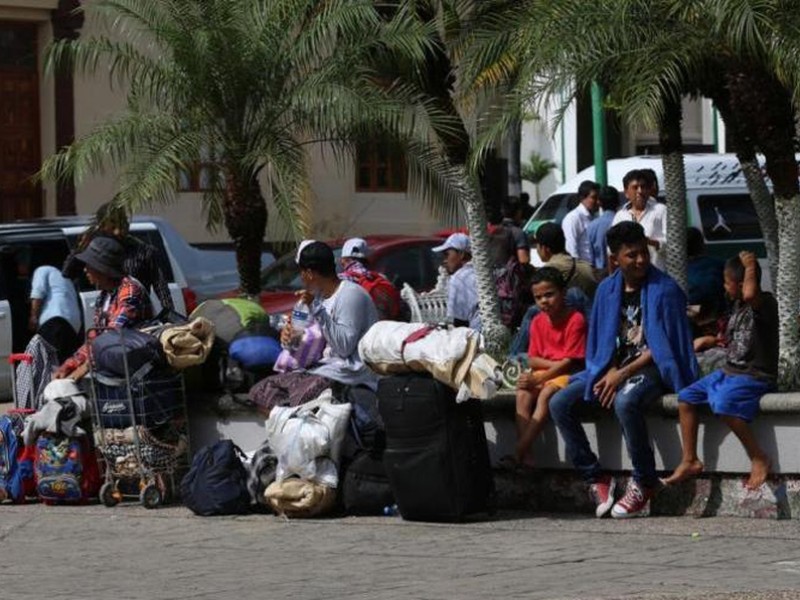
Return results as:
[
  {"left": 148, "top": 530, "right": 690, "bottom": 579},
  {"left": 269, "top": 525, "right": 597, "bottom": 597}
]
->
[{"left": 2, "top": 505, "right": 800, "bottom": 599}]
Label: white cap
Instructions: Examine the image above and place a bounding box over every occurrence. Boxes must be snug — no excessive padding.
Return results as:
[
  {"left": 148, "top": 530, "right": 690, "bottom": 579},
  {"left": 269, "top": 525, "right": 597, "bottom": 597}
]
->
[
  {"left": 342, "top": 237, "right": 368, "bottom": 259},
  {"left": 295, "top": 239, "right": 316, "bottom": 264},
  {"left": 432, "top": 232, "right": 470, "bottom": 254}
]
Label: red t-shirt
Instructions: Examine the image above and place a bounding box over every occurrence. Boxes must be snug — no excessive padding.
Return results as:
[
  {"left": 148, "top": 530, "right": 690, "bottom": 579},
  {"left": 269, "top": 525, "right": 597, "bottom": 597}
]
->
[{"left": 527, "top": 309, "right": 587, "bottom": 361}]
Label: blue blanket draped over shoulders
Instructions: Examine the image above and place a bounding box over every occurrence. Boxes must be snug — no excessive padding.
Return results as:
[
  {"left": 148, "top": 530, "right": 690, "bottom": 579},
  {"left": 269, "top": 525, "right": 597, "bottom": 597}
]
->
[{"left": 575, "top": 267, "right": 699, "bottom": 401}]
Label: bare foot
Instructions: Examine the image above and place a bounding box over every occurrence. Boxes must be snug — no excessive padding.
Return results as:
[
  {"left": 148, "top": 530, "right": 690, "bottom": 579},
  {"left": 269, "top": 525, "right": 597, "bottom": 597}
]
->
[
  {"left": 663, "top": 459, "right": 704, "bottom": 485},
  {"left": 746, "top": 455, "right": 770, "bottom": 490}
]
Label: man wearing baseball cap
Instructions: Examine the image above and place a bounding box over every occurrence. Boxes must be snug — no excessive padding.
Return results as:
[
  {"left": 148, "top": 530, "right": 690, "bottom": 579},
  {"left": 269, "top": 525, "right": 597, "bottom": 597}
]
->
[
  {"left": 339, "top": 238, "right": 404, "bottom": 321},
  {"left": 433, "top": 232, "right": 481, "bottom": 331}
]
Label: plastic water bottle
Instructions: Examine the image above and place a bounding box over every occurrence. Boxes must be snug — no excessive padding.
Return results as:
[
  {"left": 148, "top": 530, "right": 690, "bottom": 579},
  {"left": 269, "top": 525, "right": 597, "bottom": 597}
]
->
[
  {"left": 290, "top": 300, "right": 311, "bottom": 346},
  {"left": 383, "top": 504, "right": 399, "bottom": 516}
]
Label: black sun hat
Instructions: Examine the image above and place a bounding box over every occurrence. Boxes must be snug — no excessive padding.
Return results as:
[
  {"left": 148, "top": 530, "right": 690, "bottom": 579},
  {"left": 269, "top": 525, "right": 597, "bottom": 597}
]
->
[{"left": 75, "top": 236, "right": 126, "bottom": 279}]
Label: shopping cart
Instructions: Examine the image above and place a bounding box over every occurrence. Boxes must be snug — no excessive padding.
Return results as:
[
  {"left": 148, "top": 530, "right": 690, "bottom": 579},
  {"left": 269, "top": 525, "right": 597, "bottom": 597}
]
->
[{"left": 86, "top": 328, "right": 190, "bottom": 509}]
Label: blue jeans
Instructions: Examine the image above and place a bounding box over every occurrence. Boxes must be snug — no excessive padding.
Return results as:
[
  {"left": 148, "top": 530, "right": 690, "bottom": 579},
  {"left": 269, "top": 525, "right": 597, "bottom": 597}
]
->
[{"left": 549, "top": 365, "right": 665, "bottom": 488}]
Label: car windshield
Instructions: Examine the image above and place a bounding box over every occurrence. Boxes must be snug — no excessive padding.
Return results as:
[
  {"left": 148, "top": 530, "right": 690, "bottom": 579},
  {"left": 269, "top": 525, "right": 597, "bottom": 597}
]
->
[{"left": 260, "top": 247, "right": 343, "bottom": 291}]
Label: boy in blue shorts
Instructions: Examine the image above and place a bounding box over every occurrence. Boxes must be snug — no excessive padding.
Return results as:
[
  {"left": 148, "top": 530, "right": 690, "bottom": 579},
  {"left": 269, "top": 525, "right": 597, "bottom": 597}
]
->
[{"left": 665, "top": 251, "right": 778, "bottom": 490}]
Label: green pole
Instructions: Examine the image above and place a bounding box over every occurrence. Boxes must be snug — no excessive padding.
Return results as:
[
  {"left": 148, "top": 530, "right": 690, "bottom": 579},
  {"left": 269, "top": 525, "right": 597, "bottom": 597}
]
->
[
  {"left": 591, "top": 81, "right": 607, "bottom": 186},
  {"left": 712, "top": 106, "right": 719, "bottom": 153}
]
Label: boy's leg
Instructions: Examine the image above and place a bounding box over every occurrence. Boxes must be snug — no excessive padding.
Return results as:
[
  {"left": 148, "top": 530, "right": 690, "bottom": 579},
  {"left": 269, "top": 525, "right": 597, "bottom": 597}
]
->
[
  {"left": 516, "top": 384, "right": 559, "bottom": 465},
  {"left": 515, "top": 387, "right": 537, "bottom": 449},
  {"left": 612, "top": 365, "right": 665, "bottom": 489},
  {"left": 706, "top": 373, "right": 773, "bottom": 490},
  {"left": 550, "top": 378, "right": 602, "bottom": 482},
  {"left": 720, "top": 415, "right": 770, "bottom": 489},
  {"left": 662, "top": 402, "right": 703, "bottom": 484}
]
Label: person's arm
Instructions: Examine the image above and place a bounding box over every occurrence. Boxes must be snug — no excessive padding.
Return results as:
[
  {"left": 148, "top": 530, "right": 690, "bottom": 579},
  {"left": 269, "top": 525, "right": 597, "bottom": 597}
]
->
[
  {"left": 739, "top": 251, "right": 761, "bottom": 309},
  {"left": 529, "top": 357, "right": 575, "bottom": 384},
  {"left": 593, "top": 349, "right": 653, "bottom": 408},
  {"left": 516, "top": 247, "right": 530, "bottom": 264},
  {"left": 29, "top": 298, "right": 42, "bottom": 332},
  {"left": 144, "top": 243, "right": 175, "bottom": 311},
  {"left": 310, "top": 287, "right": 366, "bottom": 358},
  {"left": 563, "top": 214, "right": 579, "bottom": 258},
  {"left": 648, "top": 204, "right": 668, "bottom": 251}
]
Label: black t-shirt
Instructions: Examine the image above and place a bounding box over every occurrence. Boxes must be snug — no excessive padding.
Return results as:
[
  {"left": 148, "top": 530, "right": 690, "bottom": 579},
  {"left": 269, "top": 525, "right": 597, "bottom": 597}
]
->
[
  {"left": 616, "top": 290, "right": 647, "bottom": 368},
  {"left": 723, "top": 292, "right": 779, "bottom": 381}
]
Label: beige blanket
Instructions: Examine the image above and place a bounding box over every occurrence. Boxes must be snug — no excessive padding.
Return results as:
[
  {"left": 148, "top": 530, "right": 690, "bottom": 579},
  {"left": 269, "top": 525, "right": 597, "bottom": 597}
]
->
[
  {"left": 159, "top": 318, "right": 215, "bottom": 369},
  {"left": 265, "top": 478, "right": 336, "bottom": 518}
]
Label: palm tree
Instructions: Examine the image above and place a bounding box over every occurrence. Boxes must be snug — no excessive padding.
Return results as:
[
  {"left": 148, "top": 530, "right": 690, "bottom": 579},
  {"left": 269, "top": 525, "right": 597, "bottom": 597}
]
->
[
  {"left": 40, "top": 0, "right": 444, "bottom": 295},
  {"left": 455, "top": 0, "right": 800, "bottom": 386},
  {"left": 521, "top": 151, "right": 557, "bottom": 205}
]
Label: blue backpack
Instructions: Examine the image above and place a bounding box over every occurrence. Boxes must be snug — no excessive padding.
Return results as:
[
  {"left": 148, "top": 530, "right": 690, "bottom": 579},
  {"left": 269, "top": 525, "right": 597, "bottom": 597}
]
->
[
  {"left": 180, "top": 440, "right": 251, "bottom": 516},
  {"left": 0, "top": 415, "right": 34, "bottom": 503}
]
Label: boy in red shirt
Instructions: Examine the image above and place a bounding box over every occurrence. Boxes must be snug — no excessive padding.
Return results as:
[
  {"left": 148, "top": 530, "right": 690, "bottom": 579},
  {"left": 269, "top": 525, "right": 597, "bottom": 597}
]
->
[{"left": 515, "top": 267, "right": 587, "bottom": 466}]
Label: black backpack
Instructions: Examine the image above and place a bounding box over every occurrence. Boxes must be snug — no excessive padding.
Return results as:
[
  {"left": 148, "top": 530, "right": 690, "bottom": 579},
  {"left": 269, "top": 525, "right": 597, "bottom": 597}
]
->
[{"left": 180, "top": 440, "right": 251, "bottom": 516}]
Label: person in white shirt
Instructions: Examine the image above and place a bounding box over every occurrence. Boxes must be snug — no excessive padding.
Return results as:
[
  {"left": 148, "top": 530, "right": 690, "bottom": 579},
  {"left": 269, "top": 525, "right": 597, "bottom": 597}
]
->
[
  {"left": 611, "top": 169, "right": 667, "bottom": 270},
  {"left": 433, "top": 233, "right": 481, "bottom": 331},
  {"left": 561, "top": 180, "right": 600, "bottom": 263}
]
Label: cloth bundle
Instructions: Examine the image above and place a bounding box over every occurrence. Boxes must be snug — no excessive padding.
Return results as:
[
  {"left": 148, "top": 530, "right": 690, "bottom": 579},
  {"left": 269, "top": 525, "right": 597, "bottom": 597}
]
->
[
  {"left": 157, "top": 317, "right": 216, "bottom": 369},
  {"left": 264, "top": 478, "right": 336, "bottom": 518},
  {"left": 22, "top": 379, "right": 90, "bottom": 446},
  {"left": 358, "top": 322, "right": 502, "bottom": 400}
]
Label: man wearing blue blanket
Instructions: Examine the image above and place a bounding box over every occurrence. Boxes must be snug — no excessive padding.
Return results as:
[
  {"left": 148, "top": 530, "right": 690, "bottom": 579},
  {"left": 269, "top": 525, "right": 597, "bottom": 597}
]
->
[{"left": 549, "top": 222, "right": 698, "bottom": 519}]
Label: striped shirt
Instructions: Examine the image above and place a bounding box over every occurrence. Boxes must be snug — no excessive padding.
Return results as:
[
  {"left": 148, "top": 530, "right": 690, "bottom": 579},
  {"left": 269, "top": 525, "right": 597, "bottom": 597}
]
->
[{"left": 59, "top": 276, "right": 153, "bottom": 372}]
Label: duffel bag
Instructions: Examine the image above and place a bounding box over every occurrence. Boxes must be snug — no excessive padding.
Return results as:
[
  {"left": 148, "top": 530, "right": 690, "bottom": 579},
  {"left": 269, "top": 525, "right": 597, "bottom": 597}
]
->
[
  {"left": 180, "top": 440, "right": 251, "bottom": 516},
  {"left": 342, "top": 451, "right": 394, "bottom": 516},
  {"left": 91, "top": 328, "right": 164, "bottom": 377}
]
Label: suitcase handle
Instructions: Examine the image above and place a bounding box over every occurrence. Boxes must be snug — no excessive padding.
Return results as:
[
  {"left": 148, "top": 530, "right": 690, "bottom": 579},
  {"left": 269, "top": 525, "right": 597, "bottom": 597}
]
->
[{"left": 8, "top": 353, "right": 33, "bottom": 365}]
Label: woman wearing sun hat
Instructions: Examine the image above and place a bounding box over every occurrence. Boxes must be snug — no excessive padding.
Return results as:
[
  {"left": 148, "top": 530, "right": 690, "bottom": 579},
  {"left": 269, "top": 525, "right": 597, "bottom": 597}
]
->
[{"left": 53, "top": 237, "right": 153, "bottom": 380}]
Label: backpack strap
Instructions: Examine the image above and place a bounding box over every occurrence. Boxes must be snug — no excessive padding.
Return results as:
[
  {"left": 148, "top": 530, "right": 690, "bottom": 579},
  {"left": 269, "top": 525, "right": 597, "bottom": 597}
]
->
[{"left": 566, "top": 258, "right": 577, "bottom": 285}]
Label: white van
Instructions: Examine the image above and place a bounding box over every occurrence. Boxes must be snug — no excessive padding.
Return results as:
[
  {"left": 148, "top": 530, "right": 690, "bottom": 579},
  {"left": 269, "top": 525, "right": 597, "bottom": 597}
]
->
[
  {"left": 0, "top": 217, "right": 189, "bottom": 400},
  {"left": 524, "top": 153, "right": 769, "bottom": 281}
]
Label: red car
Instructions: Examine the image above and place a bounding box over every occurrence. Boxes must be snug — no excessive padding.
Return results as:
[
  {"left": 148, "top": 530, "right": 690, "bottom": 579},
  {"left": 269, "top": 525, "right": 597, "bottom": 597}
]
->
[{"left": 220, "top": 235, "right": 444, "bottom": 316}]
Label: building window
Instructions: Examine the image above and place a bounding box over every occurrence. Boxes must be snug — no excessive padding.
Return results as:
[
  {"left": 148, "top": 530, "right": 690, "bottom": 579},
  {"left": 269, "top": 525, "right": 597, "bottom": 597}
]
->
[
  {"left": 356, "top": 142, "right": 407, "bottom": 192},
  {"left": 178, "top": 145, "right": 222, "bottom": 192}
]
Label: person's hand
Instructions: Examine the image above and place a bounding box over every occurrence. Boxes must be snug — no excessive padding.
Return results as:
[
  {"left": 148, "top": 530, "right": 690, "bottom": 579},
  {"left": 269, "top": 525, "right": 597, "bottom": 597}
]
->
[
  {"left": 52, "top": 365, "right": 71, "bottom": 380},
  {"left": 739, "top": 251, "right": 757, "bottom": 270},
  {"left": 517, "top": 371, "right": 532, "bottom": 390},
  {"left": 297, "top": 289, "right": 314, "bottom": 306},
  {"left": 693, "top": 335, "right": 716, "bottom": 352},
  {"left": 530, "top": 370, "right": 547, "bottom": 386},
  {"left": 593, "top": 367, "right": 623, "bottom": 408},
  {"left": 647, "top": 237, "right": 661, "bottom": 250}
]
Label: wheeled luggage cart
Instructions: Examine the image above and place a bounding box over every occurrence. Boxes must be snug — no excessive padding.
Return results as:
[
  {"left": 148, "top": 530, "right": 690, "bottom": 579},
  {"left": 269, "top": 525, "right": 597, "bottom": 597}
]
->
[{"left": 86, "top": 328, "right": 190, "bottom": 509}]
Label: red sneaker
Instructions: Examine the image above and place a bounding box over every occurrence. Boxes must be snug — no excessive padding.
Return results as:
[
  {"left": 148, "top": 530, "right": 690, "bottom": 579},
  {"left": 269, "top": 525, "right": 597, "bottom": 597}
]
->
[
  {"left": 611, "top": 480, "right": 654, "bottom": 518},
  {"left": 588, "top": 475, "right": 616, "bottom": 518}
]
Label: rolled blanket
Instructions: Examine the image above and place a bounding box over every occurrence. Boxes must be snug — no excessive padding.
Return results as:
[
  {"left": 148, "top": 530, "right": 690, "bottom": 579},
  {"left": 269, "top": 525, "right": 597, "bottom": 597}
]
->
[
  {"left": 265, "top": 478, "right": 336, "bottom": 518},
  {"left": 159, "top": 317, "right": 215, "bottom": 369},
  {"left": 358, "top": 321, "right": 482, "bottom": 392}
]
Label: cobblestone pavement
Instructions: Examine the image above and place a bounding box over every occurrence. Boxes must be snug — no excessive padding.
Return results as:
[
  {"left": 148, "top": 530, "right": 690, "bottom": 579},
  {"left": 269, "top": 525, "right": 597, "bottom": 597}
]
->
[{"left": 2, "top": 505, "right": 800, "bottom": 599}]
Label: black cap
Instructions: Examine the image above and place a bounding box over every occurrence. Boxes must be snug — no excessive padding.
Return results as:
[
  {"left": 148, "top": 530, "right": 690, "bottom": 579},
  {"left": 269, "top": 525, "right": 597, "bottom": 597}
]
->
[{"left": 297, "top": 241, "right": 336, "bottom": 272}]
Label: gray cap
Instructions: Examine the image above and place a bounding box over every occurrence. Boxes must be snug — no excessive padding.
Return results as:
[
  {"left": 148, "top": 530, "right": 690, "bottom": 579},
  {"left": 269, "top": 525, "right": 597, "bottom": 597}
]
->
[{"left": 75, "top": 236, "right": 126, "bottom": 279}]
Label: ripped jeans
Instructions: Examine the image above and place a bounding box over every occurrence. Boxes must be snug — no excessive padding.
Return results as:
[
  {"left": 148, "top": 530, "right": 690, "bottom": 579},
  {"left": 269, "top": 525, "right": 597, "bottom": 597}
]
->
[{"left": 550, "top": 365, "right": 665, "bottom": 488}]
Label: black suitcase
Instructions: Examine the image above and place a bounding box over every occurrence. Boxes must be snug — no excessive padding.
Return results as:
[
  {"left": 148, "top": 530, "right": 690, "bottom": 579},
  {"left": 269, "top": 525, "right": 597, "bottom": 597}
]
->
[{"left": 378, "top": 373, "right": 495, "bottom": 522}]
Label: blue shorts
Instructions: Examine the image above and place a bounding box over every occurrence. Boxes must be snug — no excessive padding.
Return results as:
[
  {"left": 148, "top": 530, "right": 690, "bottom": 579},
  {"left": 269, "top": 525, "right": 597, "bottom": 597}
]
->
[{"left": 678, "top": 370, "right": 773, "bottom": 422}]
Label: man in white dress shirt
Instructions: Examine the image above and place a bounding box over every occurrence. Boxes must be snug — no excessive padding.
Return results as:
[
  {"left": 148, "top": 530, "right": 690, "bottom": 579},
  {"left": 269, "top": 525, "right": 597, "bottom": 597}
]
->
[
  {"left": 611, "top": 169, "right": 667, "bottom": 270},
  {"left": 561, "top": 180, "right": 600, "bottom": 263}
]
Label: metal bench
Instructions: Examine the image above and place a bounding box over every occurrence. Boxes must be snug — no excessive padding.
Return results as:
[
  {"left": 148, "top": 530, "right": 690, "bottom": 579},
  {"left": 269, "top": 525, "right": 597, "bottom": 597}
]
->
[{"left": 400, "top": 269, "right": 450, "bottom": 323}]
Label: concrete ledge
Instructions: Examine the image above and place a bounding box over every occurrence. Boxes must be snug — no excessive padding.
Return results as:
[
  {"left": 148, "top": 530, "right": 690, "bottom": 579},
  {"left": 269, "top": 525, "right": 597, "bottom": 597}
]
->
[
  {"left": 494, "top": 469, "right": 800, "bottom": 519},
  {"left": 485, "top": 389, "right": 800, "bottom": 416}
]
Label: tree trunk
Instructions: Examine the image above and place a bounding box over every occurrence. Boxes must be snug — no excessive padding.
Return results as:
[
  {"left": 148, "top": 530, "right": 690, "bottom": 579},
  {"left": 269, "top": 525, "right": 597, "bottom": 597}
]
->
[
  {"left": 507, "top": 119, "right": 522, "bottom": 200},
  {"left": 223, "top": 171, "right": 268, "bottom": 296},
  {"left": 738, "top": 154, "right": 779, "bottom": 286},
  {"left": 658, "top": 98, "right": 688, "bottom": 291},
  {"left": 774, "top": 195, "right": 800, "bottom": 391},
  {"left": 455, "top": 167, "right": 509, "bottom": 358}
]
